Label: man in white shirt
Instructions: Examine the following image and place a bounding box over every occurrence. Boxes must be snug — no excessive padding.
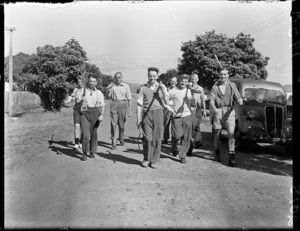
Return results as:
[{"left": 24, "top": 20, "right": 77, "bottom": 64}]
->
[
  {"left": 80, "top": 76, "right": 105, "bottom": 161},
  {"left": 106, "top": 72, "right": 132, "bottom": 149},
  {"left": 168, "top": 74, "right": 193, "bottom": 163}
]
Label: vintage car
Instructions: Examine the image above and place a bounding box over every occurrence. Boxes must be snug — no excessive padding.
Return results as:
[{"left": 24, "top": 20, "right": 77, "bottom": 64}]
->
[{"left": 230, "top": 79, "right": 289, "bottom": 150}]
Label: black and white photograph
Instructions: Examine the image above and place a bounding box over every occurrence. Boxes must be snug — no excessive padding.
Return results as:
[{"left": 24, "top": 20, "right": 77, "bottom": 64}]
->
[{"left": 4, "top": 1, "right": 293, "bottom": 229}]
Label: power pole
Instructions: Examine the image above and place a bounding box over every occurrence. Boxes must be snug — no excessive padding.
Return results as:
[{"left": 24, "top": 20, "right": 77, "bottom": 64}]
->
[{"left": 6, "top": 27, "right": 15, "bottom": 116}]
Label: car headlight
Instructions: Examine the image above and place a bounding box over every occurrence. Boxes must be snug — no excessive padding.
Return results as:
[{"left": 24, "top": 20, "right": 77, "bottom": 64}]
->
[{"left": 248, "top": 110, "right": 256, "bottom": 119}]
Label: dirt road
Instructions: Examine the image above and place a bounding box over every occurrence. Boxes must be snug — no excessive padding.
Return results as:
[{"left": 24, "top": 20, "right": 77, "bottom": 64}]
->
[{"left": 4, "top": 100, "right": 293, "bottom": 229}]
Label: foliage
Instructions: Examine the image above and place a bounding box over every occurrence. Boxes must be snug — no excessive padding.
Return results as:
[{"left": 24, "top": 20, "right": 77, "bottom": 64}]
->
[
  {"left": 21, "top": 38, "right": 87, "bottom": 111},
  {"left": 178, "top": 30, "right": 269, "bottom": 89},
  {"left": 159, "top": 68, "right": 178, "bottom": 85}
]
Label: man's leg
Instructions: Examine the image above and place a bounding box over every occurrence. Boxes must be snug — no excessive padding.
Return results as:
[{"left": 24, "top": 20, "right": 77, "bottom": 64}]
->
[
  {"left": 81, "top": 111, "right": 91, "bottom": 161},
  {"left": 118, "top": 101, "right": 127, "bottom": 145},
  {"left": 110, "top": 101, "right": 119, "bottom": 149},
  {"left": 73, "top": 109, "right": 81, "bottom": 149},
  {"left": 179, "top": 115, "right": 192, "bottom": 162},
  {"left": 163, "top": 108, "right": 171, "bottom": 143},
  {"left": 171, "top": 118, "right": 183, "bottom": 156},
  {"left": 141, "top": 111, "right": 153, "bottom": 167},
  {"left": 188, "top": 110, "right": 197, "bottom": 155},
  {"left": 150, "top": 108, "right": 164, "bottom": 167},
  {"left": 213, "top": 108, "right": 223, "bottom": 162},
  {"left": 194, "top": 107, "right": 203, "bottom": 148},
  {"left": 89, "top": 108, "right": 101, "bottom": 157},
  {"left": 224, "top": 108, "right": 237, "bottom": 166}
]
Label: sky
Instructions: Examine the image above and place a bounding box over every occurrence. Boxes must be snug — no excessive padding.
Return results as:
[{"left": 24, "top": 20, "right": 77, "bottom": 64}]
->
[{"left": 4, "top": 1, "right": 292, "bottom": 85}]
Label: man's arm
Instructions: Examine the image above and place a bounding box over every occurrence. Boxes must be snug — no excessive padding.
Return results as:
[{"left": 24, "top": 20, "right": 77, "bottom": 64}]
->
[
  {"left": 126, "top": 84, "right": 133, "bottom": 116},
  {"left": 98, "top": 92, "right": 106, "bottom": 121},
  {"left": 209, "top": 87, "right": 218, "bottom": 116},
  {"left": 159, "top": 83, "right": 169, "bottom": 106},
  {"left": 136, "top": 85, "right": 144, "bottom": 127}
]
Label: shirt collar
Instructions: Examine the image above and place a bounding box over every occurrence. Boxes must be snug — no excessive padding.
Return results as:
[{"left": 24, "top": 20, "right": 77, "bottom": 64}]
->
[{"left": 146, "top": 81, "right": 159, "bottom": 88}]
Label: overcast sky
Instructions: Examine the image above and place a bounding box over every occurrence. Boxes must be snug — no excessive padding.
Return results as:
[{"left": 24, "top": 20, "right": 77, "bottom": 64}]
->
[{"left": 4, "top": 1, "right": 292, "bottom": 85}]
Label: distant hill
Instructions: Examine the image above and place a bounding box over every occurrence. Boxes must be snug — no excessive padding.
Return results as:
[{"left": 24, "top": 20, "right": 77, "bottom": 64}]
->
[{"left": 4, "top": 52, "right": 31, "bottom": 81}]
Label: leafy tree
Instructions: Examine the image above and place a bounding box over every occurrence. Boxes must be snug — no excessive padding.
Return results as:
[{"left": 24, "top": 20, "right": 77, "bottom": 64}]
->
[
  {"left": 159, "top": 68, "right": 178, "bottom": 85},
  {"left": 178, "top": 30, "right": 269, "bottom": 89},
  {"left": 22, "top": 38, "right": 88, "bottom": 111}
]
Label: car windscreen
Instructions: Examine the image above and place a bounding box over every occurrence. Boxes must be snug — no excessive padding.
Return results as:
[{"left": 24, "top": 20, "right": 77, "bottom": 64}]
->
[{"left": 243, "top": 88, "right": 286, "bottom": 104}]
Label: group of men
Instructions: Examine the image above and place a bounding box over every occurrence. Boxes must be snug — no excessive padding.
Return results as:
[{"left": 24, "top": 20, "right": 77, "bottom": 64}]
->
[{"left": 68, "top": 67, "right": 243, "bottom": 168}]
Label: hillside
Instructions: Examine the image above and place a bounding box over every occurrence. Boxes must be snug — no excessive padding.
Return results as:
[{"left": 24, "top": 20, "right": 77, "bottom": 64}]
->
[{"left": 4, "top": 52, "right": 31, "bottom": 81}]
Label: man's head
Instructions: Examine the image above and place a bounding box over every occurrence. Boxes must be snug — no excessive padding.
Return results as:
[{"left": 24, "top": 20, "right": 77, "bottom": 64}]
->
[
  {"left": 88, "top": 76, "right": 97, "bottom": 89},
  {"left": 169, "top": 76, "right": 177, "bottom": 88},
  {"left": 190, "top": 73, "right": 199, "bottom": 85},
  {"left": 219, "top": 69, "right": 229, "bottom": 83},
  {"left": 178, "top": 74, "right": 190, "bottom": 89},
  {"left": 114, "top": 72, "right": 123, "bottom": 85},
  {"left": 147, "top": 67, "right": 159, "bottom": 85},
  {"left": 77, "top": 78, "right": 83, "bottom": 88}
]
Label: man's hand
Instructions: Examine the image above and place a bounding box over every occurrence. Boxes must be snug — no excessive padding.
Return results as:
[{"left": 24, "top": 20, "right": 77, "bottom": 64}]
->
[
  {"left": 238, "top": 98, "right": 243, "bottom": 106},
  {"left": 212, "top": 109, "right": 218, "bottom": 116},
  {"left": 128, "top": 111, "right": 132, "bottom": 117},
  {"left": 203, "top": 110, "right": 207, "bottom": 118},
  {"left": 98, "top": 115, "right": 104, "bottom": 122}
]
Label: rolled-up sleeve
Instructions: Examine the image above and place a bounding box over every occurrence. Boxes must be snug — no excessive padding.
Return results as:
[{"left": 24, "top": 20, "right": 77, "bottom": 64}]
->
[
  {"left": 126, "top": 84, "right": 133, "bottom": 100},
  {"left": 97, "top": 91, "right": 106, "bottom": 107},
  {"left": 208, "top": 86, "right": 217, "bottom": 101}
]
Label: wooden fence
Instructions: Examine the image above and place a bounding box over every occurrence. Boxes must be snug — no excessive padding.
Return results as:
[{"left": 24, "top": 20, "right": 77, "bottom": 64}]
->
[{"left": 5, "top": 91, "right": 41, "bottom": 114}]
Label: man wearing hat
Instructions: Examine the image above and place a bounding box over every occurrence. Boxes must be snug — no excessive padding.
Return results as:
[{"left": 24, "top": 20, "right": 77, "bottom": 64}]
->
[{"left": 136, "top": 67, "right": 169, "bottom": 169}]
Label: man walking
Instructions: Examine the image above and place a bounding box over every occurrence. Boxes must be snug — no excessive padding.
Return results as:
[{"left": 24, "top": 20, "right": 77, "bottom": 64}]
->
[
  {"left": 80, "top": 76, "right": 105, "bottom": 161},
  {"left": 67, "top": 78, "right": 84, "bottom": 149},
  {"left": 136, "top": 67, "right": 169, "bottom": 169},
  {"left": 187, "top": 73, "right": 206, "bottom": 155},
  {"left": 106, "top": 72, "right": 132, "bottom": 150},
  {"left": 162, "top": 76, "right": 178, "bottom": 144},
  {"left": 209, "top": 69, "right": 243, "bottom": 166},
  {"left": 168, "top": 74, "right": 193, "bottom": 164}
]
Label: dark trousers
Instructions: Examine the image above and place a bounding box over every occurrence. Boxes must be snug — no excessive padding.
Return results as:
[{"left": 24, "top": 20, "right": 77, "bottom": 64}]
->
[
  {"left": 141, "top": 108, "right": 164, "bottom": 163},
  {"left": 110, "top": 100, "right": 127, "bottom": 143},
  {"left": 163, "top": 108, "right": 172, "bottom": 141},
  {"left": 171, "top": 115, "right": 192, "bottom": 158},
  {"left": 189, "top": 108, "right": 203, "bottom": 153},
  {"left": 81, "top": 107, "right": 100, "bottom": 154}
]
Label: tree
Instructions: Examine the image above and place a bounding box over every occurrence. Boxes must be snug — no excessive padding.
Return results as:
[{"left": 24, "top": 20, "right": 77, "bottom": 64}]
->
[
  {"left": 159, "top": 68, "right": 178, "bottom": 85},
  {"left": 22, "top": 38, "right": 88, "bottom": 111},
  {"left": 178, "top": 30, "right": 269, "bottom": 89}
]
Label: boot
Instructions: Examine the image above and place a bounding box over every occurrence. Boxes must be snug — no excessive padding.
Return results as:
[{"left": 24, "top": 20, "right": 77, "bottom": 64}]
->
[
  {"left": 81, "top": 153, "right": 87, "bottom": 161},
  {"left": 228, "top": 153, "right": 237, "bottom": 167},
  {"left": 214, "top": 150, "right": 221, "bottom": 162}
]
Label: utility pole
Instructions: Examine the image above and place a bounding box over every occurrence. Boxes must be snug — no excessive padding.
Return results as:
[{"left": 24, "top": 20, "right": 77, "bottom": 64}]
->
[{"left": 6, "top": 27, "right": 15, "bottom": 116}]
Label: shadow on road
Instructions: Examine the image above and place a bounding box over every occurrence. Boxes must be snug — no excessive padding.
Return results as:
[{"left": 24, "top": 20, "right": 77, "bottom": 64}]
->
[
  {"left": 98, "top": 140, "right": 112, "bottom": 149},
  {"left": 48, "top": 140, "right": 82, "bottom": 160},
  {"left": 95, "top": 152, "right": 142, "bottom": 166},
  {"left": 190, "top": 131, "right": 293, "bottom": 177},
  {"left": 124, "top": 136, "right": 142, "bottom": 145}
]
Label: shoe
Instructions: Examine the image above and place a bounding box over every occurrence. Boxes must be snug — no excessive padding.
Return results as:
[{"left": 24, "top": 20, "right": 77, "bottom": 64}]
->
[
  {"left": 214, "top": 150, "right": 221, "bottom": 162},
  {"left": 73, "top": 144, "right": 79, "bottom": 149},
  {"left": 141, "top": 160, "right": 149, "bottom": 168},
  {"left": 81, "top": 153, "right": 87, "bottom": 161},
  {"left": 228, "top": 153, "right": 237, "bottom": 167},
  {"left": 180, "top": 158, "right": 186, "bottom": 163},
  {"left": 89, "top": 153, "right": 95, "bottom": 158},
  {"left": 149, "top": 162, "right": 157, "bottom": 169},
  {"left": 120, "top": 141, "right": 124, "bottom": 146},
  {"left": 79, "top": 143, "right": 82, "bottom": 148},
  {"left": 187, "top": 152, "right": 192, "bottom": 157},
  {"left": 171, "top": 150, "right": 179, "bottom": 157}
]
